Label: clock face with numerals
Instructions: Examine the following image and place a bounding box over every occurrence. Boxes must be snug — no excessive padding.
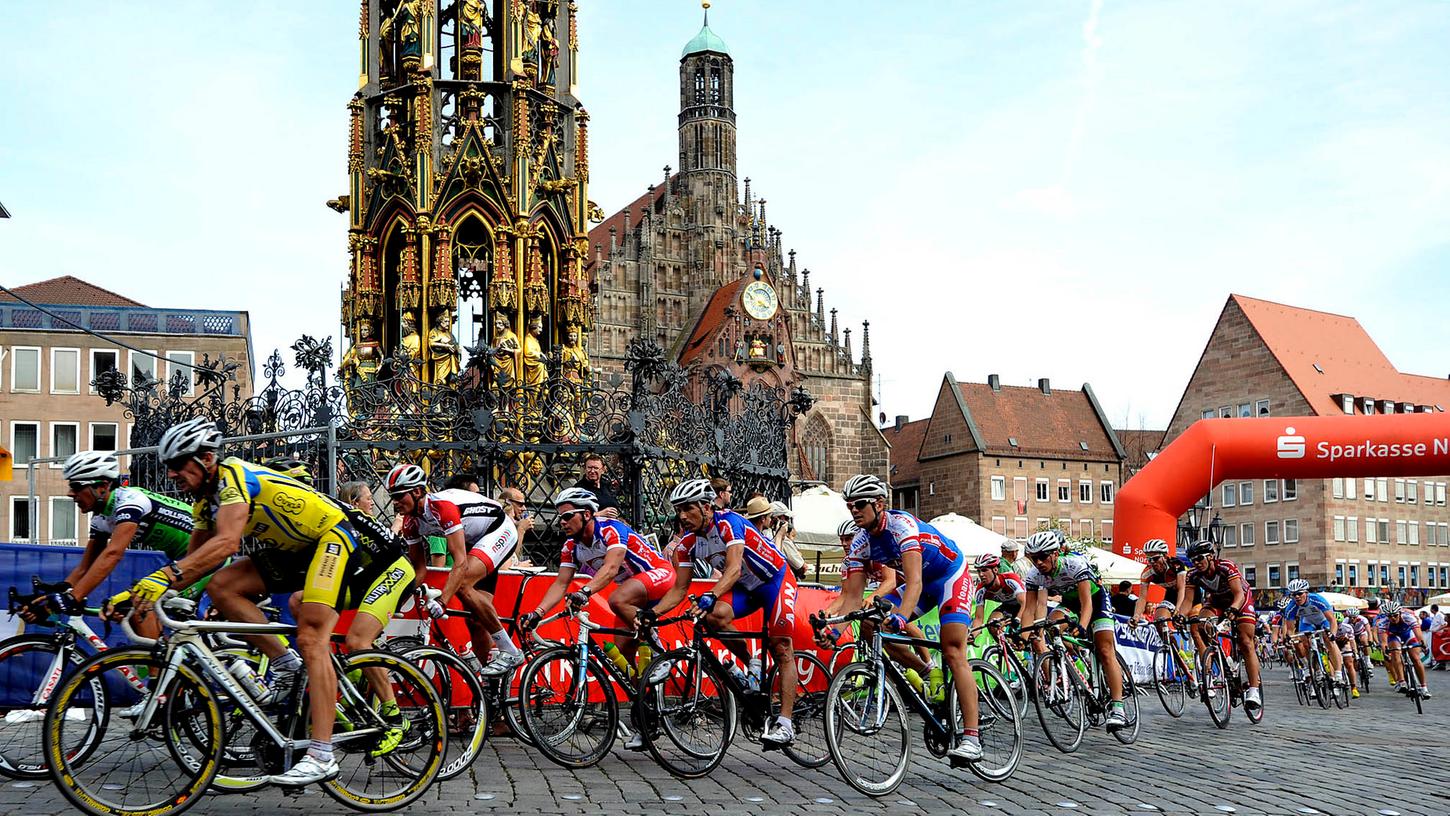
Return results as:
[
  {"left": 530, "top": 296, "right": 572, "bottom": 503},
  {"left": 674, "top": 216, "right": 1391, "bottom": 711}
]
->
[{"left": 742, "top": 280, "right": 779, "bottom": 320}]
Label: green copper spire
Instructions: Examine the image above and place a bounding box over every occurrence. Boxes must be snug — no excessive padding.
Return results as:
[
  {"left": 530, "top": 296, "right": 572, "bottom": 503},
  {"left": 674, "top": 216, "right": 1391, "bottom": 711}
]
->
[{"left": 682, "top": 2, "right": 729, "bottom": 57}]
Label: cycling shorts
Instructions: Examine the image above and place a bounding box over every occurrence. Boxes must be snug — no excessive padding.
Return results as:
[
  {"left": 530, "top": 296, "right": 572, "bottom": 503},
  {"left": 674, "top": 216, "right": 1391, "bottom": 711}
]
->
[
  {"left": 1384, "top": 625, "right": 1420, "bottom": 648},
  {"left": 1204, "top": 596, "right": 1257, "bottom": 626},
  {"left": 1057, "top": 587, "right": 1114, "bottom": 634},
  {"left": 468, "top": 522, "right": 519, "bottom": 574},
  {"left": 990, "top": 599, "right": 1021, "bottom": 620},
  {"left": 1296, "top": 618, "right": 1334, "bottom": 634},
  {"left": 244, "top": 520, "right": 367, "bottom": 609},
  {"left": 347, "top": 556, "right": 415, "bottom": 628},
  {"left": 627, "top": 566, "right": 675, "bottom": 604},
  {"left": 882, "top": 555, "right": 974, "bottom": 628},
  {"left": 725, "top": 565, "right": 798, "bottom": 639}
]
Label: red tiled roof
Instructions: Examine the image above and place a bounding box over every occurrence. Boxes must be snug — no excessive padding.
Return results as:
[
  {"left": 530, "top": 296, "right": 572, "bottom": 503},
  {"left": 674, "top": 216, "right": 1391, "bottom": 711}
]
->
[
  {"left": 0, "top": 275, "right": 146, "bottom": 307},
  {"left": 677, "top": 278, "right": 745, "bottom": 364},
  {"left": 957, "top": 381, "right": 1120, "bottom": 461},
  {"left": 1232, "top": 294, "right": 1450, "bottom": 415},
  {"left": 884, "top": 418, "right": 929, "bottom": 486},
  {"left": 585, "top": 179, "right": 674, "bottom": 269}
]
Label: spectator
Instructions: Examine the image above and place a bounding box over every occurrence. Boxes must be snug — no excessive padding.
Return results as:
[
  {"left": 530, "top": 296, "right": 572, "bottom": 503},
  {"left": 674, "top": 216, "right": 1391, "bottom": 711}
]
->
[
  {"left": 710, "top": 477, "right": 732, "bottom": 510},
  {"left": 497, "top": 486, "right": 534, "bottom": 570},
  {"left": 445, "top": 472, "right": 481, "bottom": 492},
  {"left": 768, "top": 500, "right": 807, "bottom": 580},
  {"left": 1110, "top": 580, "right": 1138, "bottom": 618},
  {"left": 336, "top": 481, "right": 376, "bottom": 516},
  {"left": 573, "top": 453, "right": 621, "bottom": 519},
  {"left": 1002, "top": 538, "right": 1031, "bottom": 578},
  {"left": 741, "top": 495, "right": 774, "bottom": 531}
]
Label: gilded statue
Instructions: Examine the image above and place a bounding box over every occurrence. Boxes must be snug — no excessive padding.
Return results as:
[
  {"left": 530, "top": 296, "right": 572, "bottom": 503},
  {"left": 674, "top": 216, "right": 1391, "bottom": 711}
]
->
[
  {"left": 427, "top": 310, "right": 461, "bottom": 383},
  {"left": 381, "top": 0, "right": 424, "bottom": 74},
  {"left": 522, "top": 314, "right": 548, "bottom": 387},
  {"left": 491, "top": 311, "right": 520, "bottom": 384},
  {"left": 460, "top": 0, "right": 484, "bottom": 49},
  {"left": 340, "top": 319, "right": 382, "bottom": 389},
  {"left": 560, "top": 324, "right": 590, "bottom": 383},
  {"left": 398, "top": 313, "right": 422, "bottom": 366}
]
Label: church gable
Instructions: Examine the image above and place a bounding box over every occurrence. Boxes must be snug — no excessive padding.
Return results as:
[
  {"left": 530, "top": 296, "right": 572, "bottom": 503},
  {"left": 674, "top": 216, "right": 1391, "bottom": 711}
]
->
[{"left": 676, "top": 266, "right": 796, "bottom": 379}]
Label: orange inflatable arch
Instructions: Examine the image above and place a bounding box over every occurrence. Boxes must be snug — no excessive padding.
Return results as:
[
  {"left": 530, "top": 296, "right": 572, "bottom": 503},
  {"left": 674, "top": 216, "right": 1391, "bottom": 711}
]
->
[{"left": 1113, "top": 413, "right": 1450, "bottom": 559}]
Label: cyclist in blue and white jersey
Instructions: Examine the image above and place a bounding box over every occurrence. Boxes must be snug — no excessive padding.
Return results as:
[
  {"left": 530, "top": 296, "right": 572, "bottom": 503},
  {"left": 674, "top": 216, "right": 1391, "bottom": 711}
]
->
[
  {"left": 1280, "top": 578, "right": 1346, "bottom": 693},
  {"left": 1377, "top": 601, "right": 1431, "bottom": 697}
]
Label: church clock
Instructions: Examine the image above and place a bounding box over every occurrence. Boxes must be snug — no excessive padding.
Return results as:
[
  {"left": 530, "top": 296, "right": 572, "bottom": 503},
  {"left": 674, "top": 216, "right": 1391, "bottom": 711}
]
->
[{"left": 742, "top": 280, "right": 779, "bottom": 320}]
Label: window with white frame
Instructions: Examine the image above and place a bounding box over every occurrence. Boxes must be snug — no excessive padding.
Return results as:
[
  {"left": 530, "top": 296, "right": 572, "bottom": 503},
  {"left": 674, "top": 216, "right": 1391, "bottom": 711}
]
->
[
  {"left": 1013, "top": 477, "right": 1027, "bottom": 502},
  {"left": 1035, "top": 479, "right": 1049, "bottom": 502},
  {"left": 1344, "top": 477, "right": 1356, "bottom": 500},
  {"left": 1283, "top": 478, "right": 1297, "bottom": 500},
  {"left": 11, "top": 346, "right": 41, "bottom": 392},
  {"left": 1222, "top": 484, "right": 1237, "bottom": 507},
  {"left": 1366, "top": 518, "right": 1378, "bottom": 544},
  {"left": 1394, "top": 479, "right": 1406, "bottom": 503},
  {"left": 1380, "top": 563, "right": 1390, "bottom": 585},
  {"left": 1438, "top": 482, "right": 1447, "bottom": 506},
  {"left": 1333, "top": 516, "right": 1345, "bottom": 542},
  {"left": 1348, "top": 562, "right": 1358, "bottom": 586},
  {"left": 9, "top": 497, "right": 33, "bottom": 541},
  {"left": 130, "top": 350, "right": 157, "bottom": 386},
  {"left": 90, "top": 349, "right": 119, "bottom": 393},
  {"left": 11, "top": 422, "right": 39, "bottom": 465},
  {"left": 990, "top": 476, "right": 1005, "bottom": 501},
  {"left": 1363, "top": 478, "right": 1376, "bottom": 502},
  {"left": 1264, "top": 480, "right": 1279, "bottom": 503},
  {"left": 1101, "top": 520, "right": 1113, "bottom": 543},
  {"left": 1079, "top": 480, "right": 1092, "bottom": 503},
  {"left": 991, "top": 517, "right": 1007, "bottom": 536},
  {"left": 1266, "top": 520, "right": 1280, "bottom": 545},
  {"left": 49, "top": 497, "right": 77, "bottom": 544},
  {"left": 1341, "top": 395, "right": 1354, "bottom": 414},
  {"left": 1398, "top": 564, "right": 1407, "bottom": 587},
  {"left": 1429, "top": 564, "right": 1438, "bottom": 588},
  {"left": 1346, "top": 516, "right": 1358, "bottom": 542},
  {"left": 1396, "top": 520, "right": 1408, "bottom": 545},
  {"left": 1268, "top": 563, "right": 1281, "bottom": 587},
  {"left": 1100, "top": 481, "right": 1114, "bottom": 504},
  {"left": 1283, "top": 518, "right": 1299, "bottom": 544},
  {"left": 1219, "top": 406, "right": 1232, "bottom": 419},
  {"left": 1378, "top": 518, "right": 1390, "bottom": 543},
  {"left": 1057, "top": 479, "right": 1071, "bottom": 503},
  {"left": 1409, "top": 522, "right": 1420, "bottom": 546},
  {"left": 1201, "top": 409, "right": 1215, "bottom": 420},
  {"left": 1080, "top": 519, "right": 1093, "bottom": 540},
  {"left": 1441, "top": 566, "right": 1449, "bottom": 587},
  {"left": 1238, "top": 481, "right": 1253, "bottom": 505},
  {"left": 1013, "top": 518, "right": 1028, "bottom": 539},
  {"left": 165, "top": 350, "right": 195, "bottom": 396},
  {"left": 1243, "top": 564, "right": 1257, "bottom": 587},
  {"left": 1367, "top": 562, "right": 1377, "bottom": 586},
  {"left": 1255, "top": 399, "right": 1270, "bottom": 417},
  {"left": 1240, "top": 522, "right": 1255, "bottom": 547},
  {"left": 1286, "top": 562, "right": 1300, "bottom": 582},
  {"left": 1238, "top": 403, "right": 1252, "bottom": 418},
  {"left": 1377, "top": 477, "right": 1389, "bottom": 502},
  {"left": 1408, "top": 480, "right": 1419, "bottom": 504},
  {"left": 89, "top": 422, "right": 119, "bottom": 452},
  {"left": 1334, "top": 562, "right": 1344, "bottom": 585},
  {"left": 1332, "top": 478, "right": 1344, "bottom": 499},
  {"left": 1222, "top": 525, "right": 1237, "bottom": 547},
  {"left": 51, "top": 348, "right": 80, "bottom": 394},
  {"left": 51, "top": 422, "right": 79, "bottom": 467},
  {"left": 1362, "top": 397, "right": 1375, "bottom": 415}
]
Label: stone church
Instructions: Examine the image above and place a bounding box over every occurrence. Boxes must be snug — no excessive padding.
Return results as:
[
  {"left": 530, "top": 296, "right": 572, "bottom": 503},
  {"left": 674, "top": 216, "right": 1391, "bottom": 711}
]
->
[{"left": 586, "top": 13, "right": 888, "bottom": 486}]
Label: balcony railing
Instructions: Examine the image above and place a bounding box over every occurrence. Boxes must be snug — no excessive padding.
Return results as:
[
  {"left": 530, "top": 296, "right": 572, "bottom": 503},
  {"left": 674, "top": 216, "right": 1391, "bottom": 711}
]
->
[{"left": 0, "top": 303, "right": 246, "bottom": 336}]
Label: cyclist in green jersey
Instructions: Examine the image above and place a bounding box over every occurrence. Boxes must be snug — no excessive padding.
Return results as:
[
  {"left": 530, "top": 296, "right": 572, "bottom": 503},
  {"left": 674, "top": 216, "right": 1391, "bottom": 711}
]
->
[{"left": 18, "top": 452, "right": 196, "bottom": 640}]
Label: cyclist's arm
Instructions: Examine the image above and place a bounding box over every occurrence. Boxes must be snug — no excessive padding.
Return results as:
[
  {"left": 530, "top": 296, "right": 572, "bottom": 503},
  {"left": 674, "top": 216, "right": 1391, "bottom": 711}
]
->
[
  {"left": 1076, "top": 578, "right": 1094, "bottom": 629},
  {"left": 705, "top": 542, "right": 744, "bottom": 599},
  {"left": 893, "top": 549, "right": 923, "bottom": 622},
  {"left": 867, "top": 565, "right": 898, "bottom": 602},
  {"left": 63, "top": 534, "right": 106, "bottom": 593},
  {"left": 70, "top": 524, "right": 140, "bottom": 601},
  {"left": 531, "top": 567, "right": 577, "bottom": 617},
  {"left": 580, "top": 547, "right": 625, "bottom": 596},
  {"left": 1018, "top": 587, "right": 1045, "bottom": 629},
  {"left": 1131, "top": 581, "right": 1149, "bottom": 621},
  {"left": 437, "top": 528, "right": 471, "bottom": 604},
  {"left": 826, "top": 571, "right": 866, "bottom": 617},
  {"left": 175, "top": 504, "right": 246, "bottom": 583},
  {"left": 1227, "top": 575, "right": 1246, "bottom": 612},
  {"left": 652, "top": 550, "right": 695, "bottom": 616}
]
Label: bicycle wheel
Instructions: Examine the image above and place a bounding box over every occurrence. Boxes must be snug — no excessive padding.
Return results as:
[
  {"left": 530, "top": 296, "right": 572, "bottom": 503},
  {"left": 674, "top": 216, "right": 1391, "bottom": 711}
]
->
[
  {"left": 497, "top": 650, "right": 537, "bottom": 745},
  {"left": 1110, "top": 652, "right": 1140, "bottom": 745},
  {"left": 1289, "top": 660, "right": 1309, "bottom": 707},
  {"left": 44, "top": 649, "right": 222, "bottom": 816},
  {"left": 1201, "top": 649, "right": 1231, "bottom": 729},
  {"left": 1331, "top": 665, "right": 1350, "bottom": 710},
  {"left": 517, "top": 646, "right": 618, "bottom": 769},
  {"left": 980, "top": 645, "right": 1029, "bottom": 720},
  {"left": 1243, "top": 671, "right": 1265, "bottom": 725},
  {"left": 763, "top": 651, "right": 830, "bottom": 769},
  {"left": 1151, "top": 649, "right": 1186, "bottom": 718},
  {"left": 0, "top": 634, "right": 96, "bottom": 780},
  {"left": 1311, "top": 654, "right": 1333, "bottom": 710},
  {"left": 823, "top": 662, "right": 910, "bottom": 797},
  {"left": 400, "top": 645, "right": 488, "bottom": 780},
  {"left": 1400, "top": 653, "right": 1423, "bottom": 715},
  {"left": 1031, "top": 652, "right": 1085, "bottom": 754},
  {"left": 206, "top": 647, "right": 270, "bottom": 794},
  {"left": 963, "top": 658, "right": 1021, "bottom": 783},
  {"left": 637, "top": 648, "right": 734, "bottom": 778},
  {"left": 322, "top": 649, "right": 446, "bottom": 812}
]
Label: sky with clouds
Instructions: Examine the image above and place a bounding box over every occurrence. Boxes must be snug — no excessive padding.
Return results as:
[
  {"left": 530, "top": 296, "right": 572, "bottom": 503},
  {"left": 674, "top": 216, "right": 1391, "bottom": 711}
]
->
[{"left": 3, "top": 1, "right": 1448, "bottom": 430}]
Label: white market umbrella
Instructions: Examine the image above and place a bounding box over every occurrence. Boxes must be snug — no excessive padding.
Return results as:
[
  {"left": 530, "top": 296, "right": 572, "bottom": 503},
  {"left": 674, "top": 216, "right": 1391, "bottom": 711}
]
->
[
  {"left": 1317, "top": 591, "right": 1367, "bottom": 610},
  {"left": 1426, "top": 591, "right": 1450, "bottom": 607},
  {"left": 791, "top": 485, "right": 852, "bottom": 548},
  {"left": 927, "top": 513, "right": 1008, "bottom": 559},
  {"left": 1082, "top": 548, "right": 1146, "bottom": 585}
]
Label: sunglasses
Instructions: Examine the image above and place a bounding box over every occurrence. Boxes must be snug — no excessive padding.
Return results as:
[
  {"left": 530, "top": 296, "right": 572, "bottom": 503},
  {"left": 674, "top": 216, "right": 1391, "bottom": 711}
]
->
[
  {"left": 163, "top": 456, "right": 193, "bottom": 472},
  {"left": 68, "top": 481, "right": 96, "bottom": 492},
  {"left": 558, "top": 509, "right": 589, "bottom": 521},
  {"left": 848, "top": 499, "right": 876, "bottom": 511},
  {"left": 1028, "top": 551, "right": 1055, "bottom": 562},
  {"left": 1191, "top": 554, "right": 1213, "bottom": 563}
]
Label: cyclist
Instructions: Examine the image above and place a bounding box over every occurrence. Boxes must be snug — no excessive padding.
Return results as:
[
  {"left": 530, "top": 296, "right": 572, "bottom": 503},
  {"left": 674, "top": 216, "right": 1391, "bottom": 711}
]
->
[
  {"left": 19, "top": 452, "right": 194, "bottom": 639},
  {"left": 1378, "top": 600, "right": 1431, "bottom": 697},
  {"left": 521, "top": 488, "right": 673, "bottom": 668},
  {"left": 826, "top": 519, "right": 935, "bottom": 689},
  {"left": 1183, "top": 539, "right": 1262, "bottom": 711},
  {"left": 971, "top": 552, "right": 1026, "bottom": 627},
  {"left": 116, "top": 417, "right": 402, "bottom": 785},
  {"left": 386, "top": 464, "right": 522, "bottom": 676},
  {"left": 1332, "top": 605, "right": 1362, "bottom": 699},
  {"left": 823, "top": 474, "right": 982, "bottom": 762},
  {"left": 1018, "top": 528, "right": 1129, "bottom": 730},
  {"left": 1281, "top": 579, "right": 1346, "bottom": 696},
  {"left": 654, "top": 478, "right": 799, "bottom": 746},
  {"left": 1345, "top": 607, "right": 1373, "bottom": 657},
  {"left": 1131, "top": 539, "right": 1189, "bottom": 626}
]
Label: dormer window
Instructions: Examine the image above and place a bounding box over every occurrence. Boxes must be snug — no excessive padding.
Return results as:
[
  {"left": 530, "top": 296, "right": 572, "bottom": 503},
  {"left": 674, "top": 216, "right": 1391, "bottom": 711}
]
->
[{"left": 1339, "top": 394, "right": 1353, "bottom": 414}]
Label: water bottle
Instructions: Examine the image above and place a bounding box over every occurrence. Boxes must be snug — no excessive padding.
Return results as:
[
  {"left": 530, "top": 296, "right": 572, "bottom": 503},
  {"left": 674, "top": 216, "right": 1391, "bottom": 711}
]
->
[
  {"left": 227, "top": 658, "right": 268, "bottom": 701},
  {"left": 728, "top": 665, "right": 750, "bottom": 690},
  {"left": 601, "top": 641, "right": 634, "bottom": 678},
  {"left": 635, "top": 643, "right": 654, "bottom": 674},
  {"left": 747, "top": 656, "right": 763, "bottom": 692}
]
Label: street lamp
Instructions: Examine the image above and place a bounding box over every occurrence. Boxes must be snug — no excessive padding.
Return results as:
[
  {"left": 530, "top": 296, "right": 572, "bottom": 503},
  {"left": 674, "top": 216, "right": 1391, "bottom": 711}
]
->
[{"left": 1177, "top": 499, "right": 1224, "bottom": 551}]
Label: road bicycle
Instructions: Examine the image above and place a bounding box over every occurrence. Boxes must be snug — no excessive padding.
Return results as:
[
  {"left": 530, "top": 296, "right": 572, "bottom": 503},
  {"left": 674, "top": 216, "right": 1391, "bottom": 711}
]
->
[
  {"left": 1287, "top": 629, "right": 1345, "bottom": 711},
  {"left": 811, "top": 599, "right": 1021, "bottom": 796},
  {"left": 42, "top": 593, "right": 446, "bottom": 816},
  {"left": 1141, "top": 615, "right": 1198, "bottom": 718},
  {"left": 1020, "top": 617, "right": 1139, "bottom": 754},
  {"left": 1183, "top": 615, "right": 1265, "bottom": 727},
  {"left": 1384, "top": 639, "right": 1428, "bottom": 715},
  {"left": 977, "top": 616, "right": 1032, "bottom": 719},
  {"left": 632, "top": 601, "right": 831, "bottom": 779}
]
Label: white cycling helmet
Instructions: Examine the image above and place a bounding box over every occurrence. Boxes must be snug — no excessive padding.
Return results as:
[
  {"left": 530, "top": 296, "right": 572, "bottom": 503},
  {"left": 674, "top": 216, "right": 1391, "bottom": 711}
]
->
[
  {"left": 63, "top": 451, "right": 121, "bottom": 484},
  {"left": 1155, "top": 600, "right": 1177, "bottom": 613},
  {"left": 842, "top": 474, "right": 888, "bottom": 502},
  {"left": 668, "top": 478, "right": 716, "bottom": 507},
  {"left": 157, "top": 417, "right": 222, "bottom": 463},
  {"left": 1381, "top": 600, "right": 1402, "bottom": 615},
  {"left": 836, "top": 520, "right": 858, "bottom": 538},
  {"left": 1024, "top": 529, "right": 1062, "bottom": 556},
  {"left": 1286, "top": 578, "right": 1311, "bottom": 594},
  {"left": 1141, "top": 538, "right": 1169, "bottom": 556},
  {"left": 553, "top": 487, "right": 599, "bottom": 512},
  {"left": 385, "top": 463, "right": 427, "bottom": 495}
]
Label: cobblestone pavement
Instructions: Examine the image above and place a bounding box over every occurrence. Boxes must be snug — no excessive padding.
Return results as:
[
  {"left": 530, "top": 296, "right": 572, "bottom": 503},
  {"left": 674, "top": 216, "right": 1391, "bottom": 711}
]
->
[{"left": 5, "top": 666, "right": 1446, "bottom": 816}]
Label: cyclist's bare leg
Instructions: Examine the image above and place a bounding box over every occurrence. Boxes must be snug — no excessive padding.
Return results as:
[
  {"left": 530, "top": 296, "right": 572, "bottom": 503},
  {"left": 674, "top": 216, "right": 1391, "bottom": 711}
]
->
[
  {"left": 210, "top": 560, "right": 286, "bottom": 659},
  {"left": 1237, "top": 619, "right": 1261, "bottom": 688},
  {"left": 1384, "top": 644, "right": 1404, "bottom": 685},
  {"left": 344, "top": 612, "right": 396, "bottom": 707},
  {"left": 607, "top": 579, "right": 647, "bottom": 662},
  {"left": 768, "top": 634, "right": 797, "bottom": 719},
  {"left": 940, "top": 622, "right": 979, "bottom": 730},
  {"left": 297, "top": 601, "right": 341, "bottom": 744},
  {"left": 1093, "top": 627, "right": 1124, "bottom": 701}
]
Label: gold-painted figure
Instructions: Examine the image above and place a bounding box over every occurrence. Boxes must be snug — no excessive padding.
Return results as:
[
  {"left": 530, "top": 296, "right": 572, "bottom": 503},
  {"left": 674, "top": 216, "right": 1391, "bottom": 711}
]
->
[{"left": 428, "top": 310, "right": 461, "bottom": 383}]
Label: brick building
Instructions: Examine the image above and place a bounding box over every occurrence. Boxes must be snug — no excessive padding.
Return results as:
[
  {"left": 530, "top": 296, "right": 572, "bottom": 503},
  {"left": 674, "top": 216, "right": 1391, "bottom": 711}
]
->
[
  {"left": 1164, "top": 294, "right": 1450, "bottom": 603},
  {"left": 888, "top": 373, "right": 1127, "bottom": 542},
  {"left": 587, "top": 13, "right": 887, "bottom": 485},
  {"left": 1, "top": 276, "right": 253, "bottom": 544}
]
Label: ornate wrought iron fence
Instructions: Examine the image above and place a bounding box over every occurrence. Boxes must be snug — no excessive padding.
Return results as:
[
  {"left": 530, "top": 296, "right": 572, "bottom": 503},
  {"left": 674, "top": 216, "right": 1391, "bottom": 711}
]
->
[{"left": 96, "top": 335, "right": 811, "bottom": 564}]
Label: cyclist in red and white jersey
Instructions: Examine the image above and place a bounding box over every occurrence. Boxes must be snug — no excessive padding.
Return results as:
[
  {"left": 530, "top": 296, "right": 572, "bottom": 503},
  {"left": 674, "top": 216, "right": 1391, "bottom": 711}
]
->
[
  {"left": 1184, "top": 539, "right": 1262, "bottom": 711},
  {"left": 386, "top": 464, "right": 522, "bottom": 675},
  {"left": 1132, "top": 539, "right": 1190, "bottom": 626},
  {"left": 971, "top": 552, "right": 1026, "bottom": 625}
]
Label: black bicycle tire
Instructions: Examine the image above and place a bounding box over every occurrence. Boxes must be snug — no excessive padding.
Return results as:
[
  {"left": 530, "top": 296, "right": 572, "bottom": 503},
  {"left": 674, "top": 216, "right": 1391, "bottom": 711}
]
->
[
  {"left": 1110, "top": 651, "right": 1140, "bottom": 745},
  {"left": 400, "top": 645, "right": 489, "bottom": 780},
  {"left": 637, "top": 647, "right": 734, "bottom": 778},
  {"left": 1031, "top": 651, "right": 1086, "bottom": 753},
  {"left": 762, "top": 651, "right": 831, "bottom": 769},
  {"left": 0, "top": 634, "right": 95, "bottom": 780},
  {"left": 517, "top": 645, "right": 618, "bottom": 769},
  {"left": 964, "top": 658, "right": 1022, "bottom": 783},
  {"left": 1151, "top": 649, "right": 1186, "bottom": 718},
  {"left": 1201, "top": 648, "right": 1231, "bottom": 729},
  {"left": 822, "top": 661, "right": 910, "bottom": 797}
]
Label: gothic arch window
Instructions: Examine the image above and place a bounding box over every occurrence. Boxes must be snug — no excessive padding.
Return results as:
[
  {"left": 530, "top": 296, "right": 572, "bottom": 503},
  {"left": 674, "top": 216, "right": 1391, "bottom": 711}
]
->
[
  {"left": 694, "top": 70, "right": 706, "bottom": 103},
  {"left": 708, "top": 63, "right": 721, "bottom": 103},
  {"left": 802, "top": 415, "right": 832, "bottom": 484}
]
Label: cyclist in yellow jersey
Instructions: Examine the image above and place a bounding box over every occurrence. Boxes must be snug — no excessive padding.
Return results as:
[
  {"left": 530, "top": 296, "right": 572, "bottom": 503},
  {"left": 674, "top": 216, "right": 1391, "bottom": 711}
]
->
[{"left": 119, "top": 418, "right": 371, "bottom": 786}]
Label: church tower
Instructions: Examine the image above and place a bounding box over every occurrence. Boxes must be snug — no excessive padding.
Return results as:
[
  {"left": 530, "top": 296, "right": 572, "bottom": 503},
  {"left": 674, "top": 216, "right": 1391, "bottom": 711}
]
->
[
  {"left": 676, "top": 6, "right": 737, "bottom": 235},
  {"left": 339, "top": 1, "right": 594, "bottom": 393}
]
